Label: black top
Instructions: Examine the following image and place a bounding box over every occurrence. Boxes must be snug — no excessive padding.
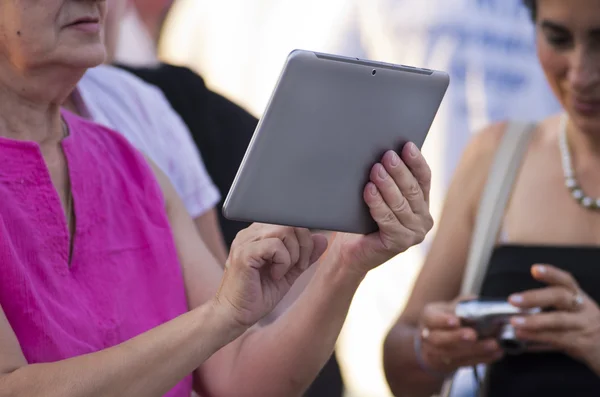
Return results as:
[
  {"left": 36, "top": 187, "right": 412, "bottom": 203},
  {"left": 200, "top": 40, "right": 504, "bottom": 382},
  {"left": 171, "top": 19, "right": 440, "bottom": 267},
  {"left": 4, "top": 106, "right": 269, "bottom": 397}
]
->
[
  {"left": 115, "top": 63, "right": 344, "bottom": 397},
  {"left": 480, "top": 245, "right": 600, "bottom": 396},
  {"left": 117, "top": 63, "right": 255, "bottom": 247}
]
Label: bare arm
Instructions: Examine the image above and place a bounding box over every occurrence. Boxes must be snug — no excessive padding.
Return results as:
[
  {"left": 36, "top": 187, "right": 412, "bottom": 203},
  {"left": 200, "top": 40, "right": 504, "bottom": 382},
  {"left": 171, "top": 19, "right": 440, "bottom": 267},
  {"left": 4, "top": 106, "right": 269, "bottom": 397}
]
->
[
  {"left": 0, "top": 294, "right": 246, "bottom": 397},
  {"left": 203, "top": 237, "right": 365, "bottom": 397},
  {"left": 155, "top": 164, "right": 363, "bottom": 396},
  {"left": 383, "top": 124, "right": 507, "bottom": 397},
  {"left": 157, "top": 146, "right": 434, "bottom": 397},
  {"left": 0, "top": 154, "right": 249, "bottom": 397},
  {"left": 194, "top": 208, "right": 229, "bottom": 264},
  {"left": 0, "top": 155, "right": 276, "bottom": 397}
]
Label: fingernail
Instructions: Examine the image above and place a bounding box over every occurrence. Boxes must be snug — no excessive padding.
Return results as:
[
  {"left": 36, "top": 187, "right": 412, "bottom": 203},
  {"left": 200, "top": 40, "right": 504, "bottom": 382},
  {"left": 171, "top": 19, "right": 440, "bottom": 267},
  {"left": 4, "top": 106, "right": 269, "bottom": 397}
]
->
[
  {"left": 447, "top": 318, "right": 458, "bottom": 327},
  {"left": 390, "top": 151, "right": 400, "bottom": 167},
  {"left": 462, "top": 332, "right": 474, "bottom": 341},
  {"left": 378, "top": 164, "right": 387, "bottom": 179},
  {"left": 408, "top": 142, "right": 418, "bottom": 158},
  {"left": 533, "top": 265, "right": 546, "bottom": 276},
  {"left": 509, "top": 294, "right": 523, "bottom": 304},
  {"left": 512, "top": 317, "right": 526, "bottom": 326},
  {"left": 369, "top": 183, "right": 378, "bottom": 196}
]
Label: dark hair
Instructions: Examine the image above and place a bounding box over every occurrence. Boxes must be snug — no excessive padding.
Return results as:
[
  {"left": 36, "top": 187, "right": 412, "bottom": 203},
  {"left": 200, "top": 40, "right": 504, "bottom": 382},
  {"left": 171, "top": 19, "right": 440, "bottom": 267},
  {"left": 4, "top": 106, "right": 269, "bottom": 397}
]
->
[{"left": 523, "top": 0, "right": 537, "bottom": 21}]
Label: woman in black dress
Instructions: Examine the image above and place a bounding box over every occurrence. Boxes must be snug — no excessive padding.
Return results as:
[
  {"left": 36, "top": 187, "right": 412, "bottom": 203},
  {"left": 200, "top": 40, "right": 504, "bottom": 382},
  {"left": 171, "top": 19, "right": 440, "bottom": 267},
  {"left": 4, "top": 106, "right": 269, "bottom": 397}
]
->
[{"left": 383, "top": 0, "right": 600, "bottom": 396}]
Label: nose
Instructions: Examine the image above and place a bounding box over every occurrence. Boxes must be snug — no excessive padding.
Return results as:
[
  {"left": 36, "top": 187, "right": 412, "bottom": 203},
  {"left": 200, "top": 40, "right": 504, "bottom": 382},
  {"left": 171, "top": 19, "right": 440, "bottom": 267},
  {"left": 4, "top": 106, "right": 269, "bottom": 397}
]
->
[{"left": 568, "top": 46, "right": 600, "bottom": 94}]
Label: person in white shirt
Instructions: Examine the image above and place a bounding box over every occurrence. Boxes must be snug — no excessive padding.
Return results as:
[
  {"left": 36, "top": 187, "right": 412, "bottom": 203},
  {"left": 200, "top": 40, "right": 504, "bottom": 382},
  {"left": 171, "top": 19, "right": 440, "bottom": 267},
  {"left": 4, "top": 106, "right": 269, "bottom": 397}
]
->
[{"left": 62, "top": 0, "right": 228, "bottom": 264}]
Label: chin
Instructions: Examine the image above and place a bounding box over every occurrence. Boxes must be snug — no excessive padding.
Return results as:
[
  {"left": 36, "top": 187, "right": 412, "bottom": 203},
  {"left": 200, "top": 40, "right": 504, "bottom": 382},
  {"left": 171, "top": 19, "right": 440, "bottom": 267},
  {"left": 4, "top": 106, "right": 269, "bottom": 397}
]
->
[
  {"left": 568, "top": 110, "right": 600, "bottom": 136},
  {"left": 61, "top": 44, "right": 107, "bottom": 69}
]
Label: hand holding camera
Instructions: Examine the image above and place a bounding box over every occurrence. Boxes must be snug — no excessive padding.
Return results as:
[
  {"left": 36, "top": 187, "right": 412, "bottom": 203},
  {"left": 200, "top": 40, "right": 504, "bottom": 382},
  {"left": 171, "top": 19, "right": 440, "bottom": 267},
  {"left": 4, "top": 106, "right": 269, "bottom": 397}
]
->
[
  {"left": 455, "top": 298, "right": 541, "bottom": 355},
  {"left": 417, "top": 264, "right": 600, "bottom": 376},
  {"left": 506, "top": 264, "right": 600, "bottom": 370},
  {"left": 416, "top": 298, "right": 504, "bottom": 374}
]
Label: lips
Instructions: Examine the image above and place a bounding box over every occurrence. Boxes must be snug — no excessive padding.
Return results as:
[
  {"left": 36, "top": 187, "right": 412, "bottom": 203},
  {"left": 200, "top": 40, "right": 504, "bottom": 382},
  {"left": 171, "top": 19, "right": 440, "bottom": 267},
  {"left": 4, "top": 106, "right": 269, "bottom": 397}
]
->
[
  {"left": 573, "top": 97, "right": 600, "bottom": 113},
  {"left": 65, "top": 16, "right": 100, "bottom": 27}
]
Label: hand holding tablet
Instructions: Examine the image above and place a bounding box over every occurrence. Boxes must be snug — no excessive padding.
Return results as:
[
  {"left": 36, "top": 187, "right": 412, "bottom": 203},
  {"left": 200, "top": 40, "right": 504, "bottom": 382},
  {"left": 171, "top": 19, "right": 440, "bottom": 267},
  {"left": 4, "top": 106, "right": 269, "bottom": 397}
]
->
[{"left": 223, "top": 49, "right": 448, "bottom": 235}]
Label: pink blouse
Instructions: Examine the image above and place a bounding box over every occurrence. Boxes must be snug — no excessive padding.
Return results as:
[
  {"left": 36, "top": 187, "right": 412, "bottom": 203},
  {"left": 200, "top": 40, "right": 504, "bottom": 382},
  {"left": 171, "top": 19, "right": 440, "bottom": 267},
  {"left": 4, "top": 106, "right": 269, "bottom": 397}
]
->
[{"left": 0, "top": 110, "right": 192, "bottom": 396}]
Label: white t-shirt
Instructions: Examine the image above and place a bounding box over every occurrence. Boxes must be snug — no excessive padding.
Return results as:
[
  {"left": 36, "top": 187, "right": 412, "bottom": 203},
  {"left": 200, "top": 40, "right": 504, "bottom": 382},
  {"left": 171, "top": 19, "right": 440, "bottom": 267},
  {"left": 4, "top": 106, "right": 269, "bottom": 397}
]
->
[{"left": 75, "top": 64, "right": 220, "bottom": 218}]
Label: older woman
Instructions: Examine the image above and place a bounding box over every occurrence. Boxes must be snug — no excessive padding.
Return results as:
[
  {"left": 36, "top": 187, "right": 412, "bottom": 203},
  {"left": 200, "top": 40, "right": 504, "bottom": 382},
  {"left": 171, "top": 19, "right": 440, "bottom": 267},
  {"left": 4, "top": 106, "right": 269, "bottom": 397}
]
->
[
  {"left": 0, "top": 1, "right": 433, "bottom": 396},
  {"left": 383, "top": 0, "right": 600, "bottom": 396}
]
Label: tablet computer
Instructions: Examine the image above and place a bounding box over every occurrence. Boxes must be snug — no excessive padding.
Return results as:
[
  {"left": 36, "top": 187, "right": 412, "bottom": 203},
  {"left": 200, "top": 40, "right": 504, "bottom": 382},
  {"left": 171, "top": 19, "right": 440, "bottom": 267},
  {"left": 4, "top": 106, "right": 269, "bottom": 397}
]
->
[{"left": 223, "top": 49, "right": 449, "bottom": 235}]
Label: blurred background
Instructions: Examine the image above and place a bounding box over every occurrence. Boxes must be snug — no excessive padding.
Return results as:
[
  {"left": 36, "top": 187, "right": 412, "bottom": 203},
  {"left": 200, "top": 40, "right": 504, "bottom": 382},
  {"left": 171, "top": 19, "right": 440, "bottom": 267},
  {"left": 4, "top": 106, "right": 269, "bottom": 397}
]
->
[{"left": 113, "top": 1, "right": 561, "bottom": 395}]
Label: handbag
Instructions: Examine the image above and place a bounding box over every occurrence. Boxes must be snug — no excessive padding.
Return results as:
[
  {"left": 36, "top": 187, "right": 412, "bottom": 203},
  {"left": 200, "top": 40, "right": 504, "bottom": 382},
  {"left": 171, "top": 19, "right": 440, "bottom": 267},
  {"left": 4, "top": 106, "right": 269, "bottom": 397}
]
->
[{"left": 438, "top": 121, "right": 537, "bottom": 397}]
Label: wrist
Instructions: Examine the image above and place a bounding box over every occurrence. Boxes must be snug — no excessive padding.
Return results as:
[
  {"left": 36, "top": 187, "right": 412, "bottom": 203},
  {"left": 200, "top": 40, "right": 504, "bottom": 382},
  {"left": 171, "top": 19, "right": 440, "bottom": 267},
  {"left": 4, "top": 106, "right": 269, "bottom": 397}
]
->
[
  {"left": 318, "top": 252, "right": 366, "bottom": 291},
  {"left": 582, "top": 345, "right": 600, "bottom": 375},
  {"left": 199, "top": 298, "right": 250, "bottom": 343},
  {"left": 413, "top": 331, "right": 455, "bottom": 379}
]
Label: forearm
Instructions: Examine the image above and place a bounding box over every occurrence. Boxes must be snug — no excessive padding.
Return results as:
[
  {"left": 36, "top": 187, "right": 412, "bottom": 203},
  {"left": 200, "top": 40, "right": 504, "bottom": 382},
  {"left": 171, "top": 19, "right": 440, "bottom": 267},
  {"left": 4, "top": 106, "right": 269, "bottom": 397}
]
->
[
  {"left": 208, "top": 256, "right": 363, "bottom": 397},
  {"left": 383, "top": 324, "right": 446, "bottom": 397},
  {"left": 0, "top": 301, "right": 245, "bottom": 397},
  {"left": 241, "top": 260, "right": 360, "bottom": 395}
]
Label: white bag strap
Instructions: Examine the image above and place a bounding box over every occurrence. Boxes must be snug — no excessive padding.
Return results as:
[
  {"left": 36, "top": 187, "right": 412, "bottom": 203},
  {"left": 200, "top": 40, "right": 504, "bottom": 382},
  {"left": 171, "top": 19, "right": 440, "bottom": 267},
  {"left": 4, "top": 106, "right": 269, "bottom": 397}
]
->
[
  {"left": 460, "top": 121, "right": 537, "bottom": 295},
  {"left": 439, "top": 121, "right": 536, "bottom": 397}
]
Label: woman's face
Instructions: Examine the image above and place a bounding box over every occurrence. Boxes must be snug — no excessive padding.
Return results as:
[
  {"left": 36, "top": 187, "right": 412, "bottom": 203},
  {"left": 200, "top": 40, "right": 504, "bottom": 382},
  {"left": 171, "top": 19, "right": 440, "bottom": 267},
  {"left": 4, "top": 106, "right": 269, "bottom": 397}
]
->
[
  {"left": 536, "top": 0, "right": 600, "bottom": 134},
  {"left": 0, "top": 0, "right": 107, "bottom": 72}
]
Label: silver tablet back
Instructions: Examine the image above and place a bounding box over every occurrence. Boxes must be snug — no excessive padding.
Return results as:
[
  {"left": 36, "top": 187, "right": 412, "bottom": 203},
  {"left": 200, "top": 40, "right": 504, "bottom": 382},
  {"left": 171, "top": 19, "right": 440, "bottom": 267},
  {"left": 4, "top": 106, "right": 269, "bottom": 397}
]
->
[{"left": 223, "top": 50, "right": 449, "bottom": 235}]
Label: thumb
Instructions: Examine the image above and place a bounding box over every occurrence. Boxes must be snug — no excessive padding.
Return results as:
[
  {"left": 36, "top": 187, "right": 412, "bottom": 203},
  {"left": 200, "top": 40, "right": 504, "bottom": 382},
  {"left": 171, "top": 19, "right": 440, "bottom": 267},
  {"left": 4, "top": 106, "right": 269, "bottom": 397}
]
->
[{"left": 309, "top": 234, "right": 329, "bottom": 264}]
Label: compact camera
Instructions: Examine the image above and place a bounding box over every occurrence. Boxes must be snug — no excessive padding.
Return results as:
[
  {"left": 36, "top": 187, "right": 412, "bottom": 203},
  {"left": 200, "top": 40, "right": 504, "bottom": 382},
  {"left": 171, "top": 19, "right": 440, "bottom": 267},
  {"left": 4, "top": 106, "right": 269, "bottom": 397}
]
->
[{"left": 455, "top": 298, "right": 541, "bottom": 355}]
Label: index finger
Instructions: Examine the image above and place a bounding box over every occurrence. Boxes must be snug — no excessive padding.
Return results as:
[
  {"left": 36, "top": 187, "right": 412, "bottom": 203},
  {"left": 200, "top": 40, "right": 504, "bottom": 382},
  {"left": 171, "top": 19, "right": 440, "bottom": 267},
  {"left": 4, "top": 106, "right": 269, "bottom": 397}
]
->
[
  {"left": 401, "top": 142, "right": 431, "bottom": 204},
  {"left": 263, "top": 226, "right": 301, "bottom": 267},
  {"left": 531, "top": 264, "right": 579, "bottom": 292},
  {"left": 258, "top": 238, "right": 293, "bottom": 281},
  {"left": 293, "top": 228, "right": 319, "bottom": 272}
]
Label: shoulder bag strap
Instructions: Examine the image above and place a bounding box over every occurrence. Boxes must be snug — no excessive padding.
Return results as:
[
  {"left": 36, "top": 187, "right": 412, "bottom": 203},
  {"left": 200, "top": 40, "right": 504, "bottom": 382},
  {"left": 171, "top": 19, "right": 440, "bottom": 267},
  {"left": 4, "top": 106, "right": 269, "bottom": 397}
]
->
[
  {"left": 460, "top": 121, "right": 537, "bottom": 295},
  {"left": 439, "top": 121, "right": 537, "bottom": 397}
]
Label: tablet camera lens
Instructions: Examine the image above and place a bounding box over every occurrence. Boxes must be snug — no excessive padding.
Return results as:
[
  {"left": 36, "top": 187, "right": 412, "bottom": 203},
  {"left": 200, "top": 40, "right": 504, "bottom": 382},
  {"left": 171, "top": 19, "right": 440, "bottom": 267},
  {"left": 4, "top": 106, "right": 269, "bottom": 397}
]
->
[{"left": 372, "top": 69, "right": 377, "bottom": 76}]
